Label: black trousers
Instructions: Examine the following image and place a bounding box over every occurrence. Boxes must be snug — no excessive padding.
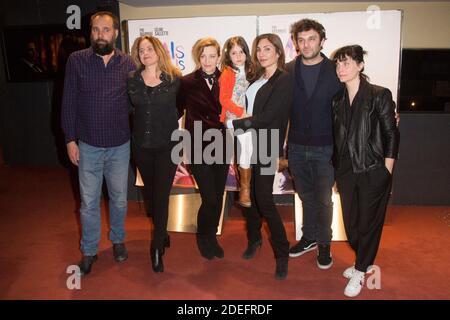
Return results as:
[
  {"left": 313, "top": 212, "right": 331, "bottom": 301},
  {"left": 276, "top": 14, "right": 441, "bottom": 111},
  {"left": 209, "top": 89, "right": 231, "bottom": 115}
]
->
[
  {"left": 244, "top": 164, "right": 289, "bottom": 259},
  {"left": 190, "top": 163, "right": 229, "bottom": 238},
  {"left": 134, "top": 144, "right": 177, "bottom": 249},
  {"left": 336, "top": 156, "right": 391, "bottom": 272}
]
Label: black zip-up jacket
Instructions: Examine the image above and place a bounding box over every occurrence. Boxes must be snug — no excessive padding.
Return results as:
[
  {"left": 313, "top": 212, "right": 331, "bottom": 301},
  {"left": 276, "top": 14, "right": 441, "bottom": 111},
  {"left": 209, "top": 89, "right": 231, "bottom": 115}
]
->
[
  {"left": 127, "top": 68, "right": 180, "bottom": 149},
  {"left": 332, "top": 78, "right": 400, "bottom": 173}
]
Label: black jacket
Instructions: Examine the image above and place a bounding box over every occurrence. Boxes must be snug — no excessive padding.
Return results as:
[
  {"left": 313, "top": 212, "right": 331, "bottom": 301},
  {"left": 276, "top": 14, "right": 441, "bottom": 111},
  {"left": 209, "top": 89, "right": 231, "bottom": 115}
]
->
[
  {"left": 332, "top": 78, "right": 400, "bottom": 173},
  {"left": 233, "top": 69, "right": 293, "bottom": 163},
  {"left": 127, "top": 68, "right": 180, "bottom": 148}
]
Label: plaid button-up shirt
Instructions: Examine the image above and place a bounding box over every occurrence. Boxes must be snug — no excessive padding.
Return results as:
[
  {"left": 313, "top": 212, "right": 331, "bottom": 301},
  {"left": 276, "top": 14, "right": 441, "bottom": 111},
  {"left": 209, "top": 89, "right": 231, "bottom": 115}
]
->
[{"left": 61, "top": 47, "right": 135, "bottom": 147}]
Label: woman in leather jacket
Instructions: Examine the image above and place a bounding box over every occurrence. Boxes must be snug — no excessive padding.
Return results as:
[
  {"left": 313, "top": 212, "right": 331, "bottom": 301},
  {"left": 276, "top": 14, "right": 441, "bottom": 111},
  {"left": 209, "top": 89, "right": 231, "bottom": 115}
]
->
[
  {"left": 127, "top": 35, "right": 181, "bottom": 273},
  {"left": 331, "top": 45, "right": 399, "bottom": 297}
]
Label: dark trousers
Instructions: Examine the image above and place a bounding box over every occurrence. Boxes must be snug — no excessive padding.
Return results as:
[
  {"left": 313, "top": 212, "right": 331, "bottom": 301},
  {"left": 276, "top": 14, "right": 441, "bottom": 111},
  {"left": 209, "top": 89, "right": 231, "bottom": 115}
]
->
[
  {"left": 244, "top": 164, "right": 289, "bottom": 259},
  {"left": 190, "top": 163, "right": 229, "bottom": 238},
  {"left": 336, "top": 156, "right": 392, "bottom": 272},
  {"left": 134, "top": 145, "right": 177, "bottom": 249}
]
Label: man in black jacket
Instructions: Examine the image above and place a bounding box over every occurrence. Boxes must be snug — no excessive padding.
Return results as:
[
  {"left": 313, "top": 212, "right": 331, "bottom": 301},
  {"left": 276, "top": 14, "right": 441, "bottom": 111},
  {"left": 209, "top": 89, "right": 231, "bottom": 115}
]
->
[{"left": 286, "top": 19, "right": 343, "bottom": 269}]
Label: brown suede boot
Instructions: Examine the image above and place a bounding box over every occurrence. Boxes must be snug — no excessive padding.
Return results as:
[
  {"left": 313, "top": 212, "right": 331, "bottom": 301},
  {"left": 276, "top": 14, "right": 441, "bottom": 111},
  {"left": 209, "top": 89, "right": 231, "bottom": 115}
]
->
[{"left": 238, "top": 167, "right": 251, "bottom": 207}]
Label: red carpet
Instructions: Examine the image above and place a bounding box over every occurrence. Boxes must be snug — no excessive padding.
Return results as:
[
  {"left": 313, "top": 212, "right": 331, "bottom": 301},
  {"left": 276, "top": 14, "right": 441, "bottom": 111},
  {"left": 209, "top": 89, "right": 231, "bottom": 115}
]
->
[{"left": 0, "top": 166, "right": 449, "bottom": 300}]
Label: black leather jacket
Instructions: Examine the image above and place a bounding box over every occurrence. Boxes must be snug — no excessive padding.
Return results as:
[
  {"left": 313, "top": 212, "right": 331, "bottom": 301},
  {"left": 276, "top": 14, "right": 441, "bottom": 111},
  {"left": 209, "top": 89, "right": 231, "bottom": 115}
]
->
[
  {"left": 332, "top": 78, "right": 400, "bottom": 173},
  {"left": 127, "top": 68, "right": 180, "bottom": 149}
]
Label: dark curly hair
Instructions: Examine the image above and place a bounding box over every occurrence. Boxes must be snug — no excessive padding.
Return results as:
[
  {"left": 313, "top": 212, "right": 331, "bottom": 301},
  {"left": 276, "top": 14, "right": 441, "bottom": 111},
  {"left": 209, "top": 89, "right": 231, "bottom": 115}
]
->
[{"left": 290, "top": 19, "right": 326, "bottom": 43}]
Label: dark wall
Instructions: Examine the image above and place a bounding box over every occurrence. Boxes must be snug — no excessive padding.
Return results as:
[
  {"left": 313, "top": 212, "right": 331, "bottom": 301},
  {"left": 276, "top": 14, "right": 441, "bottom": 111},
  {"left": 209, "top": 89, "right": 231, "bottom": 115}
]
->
[
  {"left": 392, "top": 113, "right": 450, "bottom": 205},
  {"left": 0, "top": 0, "right": 120, "bottom": 165}
]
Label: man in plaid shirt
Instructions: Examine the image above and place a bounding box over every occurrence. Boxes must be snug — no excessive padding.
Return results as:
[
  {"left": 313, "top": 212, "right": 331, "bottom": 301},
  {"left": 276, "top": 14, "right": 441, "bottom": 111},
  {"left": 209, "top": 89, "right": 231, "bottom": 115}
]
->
[{"left": 61, "top": 11, "right": 135, "bottom": 276}]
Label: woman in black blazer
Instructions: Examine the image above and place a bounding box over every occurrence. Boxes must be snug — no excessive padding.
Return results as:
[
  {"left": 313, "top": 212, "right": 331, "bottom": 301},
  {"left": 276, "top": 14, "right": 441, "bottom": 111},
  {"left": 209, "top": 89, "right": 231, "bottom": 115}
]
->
[
  {"left": 230, "top": 33, "right": 293, "bottom": 280},
  {"left": 127, "top": 35, "right": 181, "bottom": 273},
  {"left": 331, "top": 45, "right": 399, "bottom": 297},
  {"left": 177, "top": 37, "right": 230, "bottom": 260}
]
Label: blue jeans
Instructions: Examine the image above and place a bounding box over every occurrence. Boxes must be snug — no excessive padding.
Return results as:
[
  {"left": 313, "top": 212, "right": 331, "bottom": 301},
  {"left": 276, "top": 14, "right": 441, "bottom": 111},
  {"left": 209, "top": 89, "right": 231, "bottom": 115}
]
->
[
  {"left": 78, "top": 140, "right": 130, "bottom": 256},
  {"left": 288, "top": 144, "right": 334, "bottom": 245}
]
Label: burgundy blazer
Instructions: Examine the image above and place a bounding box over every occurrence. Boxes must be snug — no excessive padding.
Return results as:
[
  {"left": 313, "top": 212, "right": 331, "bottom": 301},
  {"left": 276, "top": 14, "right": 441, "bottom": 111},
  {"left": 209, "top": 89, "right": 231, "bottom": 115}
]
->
[
  {"left": 177, "top": 68, "right": 227, "bottom": 162},
  {"left": 177, "top": 68, "right": 224, "bottom": 133}
]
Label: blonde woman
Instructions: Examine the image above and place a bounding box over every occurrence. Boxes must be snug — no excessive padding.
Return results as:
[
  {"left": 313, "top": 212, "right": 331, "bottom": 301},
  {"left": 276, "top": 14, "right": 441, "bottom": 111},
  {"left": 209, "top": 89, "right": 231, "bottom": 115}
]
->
[
  {"left": 177, "top": 37, "right": 230, "bottom": 260},
  {"left": 128, "top": 35, "right": 181, "bottom": 273}
]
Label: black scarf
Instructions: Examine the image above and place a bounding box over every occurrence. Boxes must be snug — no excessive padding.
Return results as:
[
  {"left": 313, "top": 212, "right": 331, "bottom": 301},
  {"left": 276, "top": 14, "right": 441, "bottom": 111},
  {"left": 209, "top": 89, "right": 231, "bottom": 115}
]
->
[{"left": 200, "top": 70, "right": 216, "bottom": 86}]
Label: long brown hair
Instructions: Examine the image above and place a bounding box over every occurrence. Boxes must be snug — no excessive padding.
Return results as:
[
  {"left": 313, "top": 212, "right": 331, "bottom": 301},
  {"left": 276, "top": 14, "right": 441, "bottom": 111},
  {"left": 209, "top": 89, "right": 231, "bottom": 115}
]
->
[
  {"left": 130, "top": 35, "right": 181, "bottom": 81},
  {"left": 251, "top": 33, "right": 285, "bottom": 81},
  {"left": 220, "top": 36, "right": 254, "bottom": 80}
]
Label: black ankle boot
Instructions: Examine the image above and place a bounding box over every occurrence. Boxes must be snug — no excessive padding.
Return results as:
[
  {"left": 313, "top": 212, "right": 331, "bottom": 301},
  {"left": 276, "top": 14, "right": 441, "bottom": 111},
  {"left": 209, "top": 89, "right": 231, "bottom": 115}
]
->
[
  {"left": 164, "top": 235, "right": 171, "bottom": 249},
  {"left": 150, "top": 247, "right": 164, "bottom": 273},
  {"left": 275, "top": 257, "right": 288, "bottom": 280},
  {"left": 196, "top": 235, "right": 214, "bottom": 260},
  {"left": 78, "top": 255, "right": 98, "bottom": 276},
  {"left": 161, "top": 235, "right": 170, "bottom": 255},
  {"left": 209, "top": 237, "right": 224, "bottom": 259},
  {"left": 242, "top": 239, "right": 262, "bottom": 260}
]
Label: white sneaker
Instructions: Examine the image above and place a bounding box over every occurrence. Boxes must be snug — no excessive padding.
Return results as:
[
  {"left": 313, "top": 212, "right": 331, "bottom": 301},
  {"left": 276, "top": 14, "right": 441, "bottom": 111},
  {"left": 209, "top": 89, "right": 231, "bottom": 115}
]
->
[
  {"left": 344, "top": 270, "right": 365, "bottom": 297},
  {"left": 343, "top": 266, "right": 355, "bottom": 279},
  {"left": 343, "top": 265, "right": 375, "bottom": 279}
]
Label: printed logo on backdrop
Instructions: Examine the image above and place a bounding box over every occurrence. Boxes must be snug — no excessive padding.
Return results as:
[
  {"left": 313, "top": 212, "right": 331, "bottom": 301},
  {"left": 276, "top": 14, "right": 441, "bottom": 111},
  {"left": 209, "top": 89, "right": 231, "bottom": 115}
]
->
[
  {"left": 154, "top": 27, "right": 169, "bottom": 36},
  {"left": 164, "top": 41, "right": 185, "bottom": 71},
  {"left": 139, "top": 26, "right": 169, "bottom": 36},
  {"left": 138, "top": 26, "right": 185, "bottom": 70},
  {"left": 271, "top": 25, "right": 297, "bottom": 60},
  {"left": 271, "top": 25, "right": 287, "bottom": 34},
  {"left": 139, "top": 27, "right": 152, "bottom": 36},
  {"left": 285, "top": 39, "right": 297, "bottom": 61}
]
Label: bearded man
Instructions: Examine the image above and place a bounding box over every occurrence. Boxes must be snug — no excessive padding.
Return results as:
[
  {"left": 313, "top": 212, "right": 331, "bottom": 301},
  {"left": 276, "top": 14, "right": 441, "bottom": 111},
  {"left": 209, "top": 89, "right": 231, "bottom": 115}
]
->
[{"left": 61, "top": 11, "right": 135, "bottom": 275}]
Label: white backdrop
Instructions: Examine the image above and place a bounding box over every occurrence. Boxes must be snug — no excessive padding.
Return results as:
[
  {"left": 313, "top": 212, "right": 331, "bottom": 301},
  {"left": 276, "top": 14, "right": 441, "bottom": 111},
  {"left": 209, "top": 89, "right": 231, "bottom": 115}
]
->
[
  {"left": 126, "top": 12, "right": 402, "bottom": 240},
  {"left": 126, "top": 11, "right": 401, "bottom": 101},
  {"left": 126, "top": 16, "right": 257, "bottom": 74},
  {"left": 259, "top": 10, "right": 402, "bottom": 103}
]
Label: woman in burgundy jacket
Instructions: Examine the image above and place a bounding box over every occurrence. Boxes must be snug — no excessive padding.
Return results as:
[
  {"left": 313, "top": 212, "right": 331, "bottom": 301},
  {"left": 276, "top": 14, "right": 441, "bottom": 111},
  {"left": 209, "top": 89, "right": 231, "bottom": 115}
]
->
[{"left": 177, "top": 37, "right": 231, "bottom": 260}]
